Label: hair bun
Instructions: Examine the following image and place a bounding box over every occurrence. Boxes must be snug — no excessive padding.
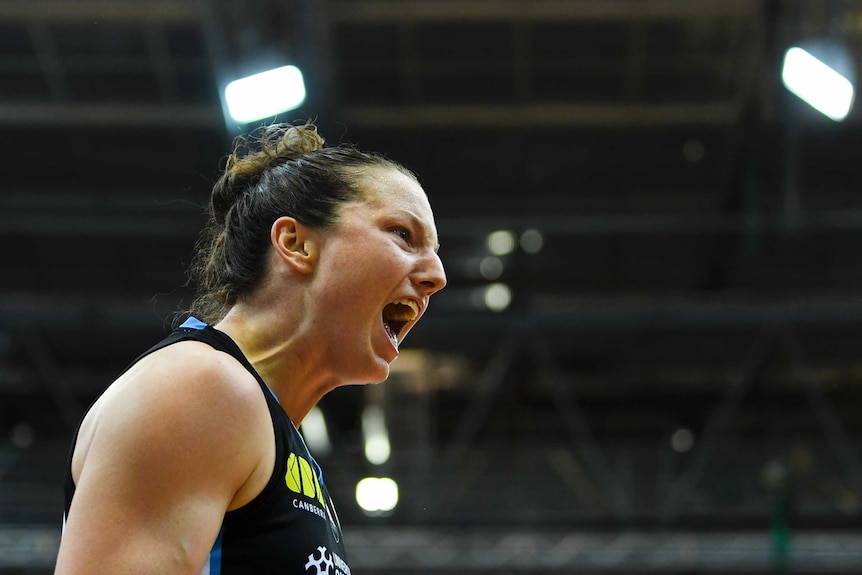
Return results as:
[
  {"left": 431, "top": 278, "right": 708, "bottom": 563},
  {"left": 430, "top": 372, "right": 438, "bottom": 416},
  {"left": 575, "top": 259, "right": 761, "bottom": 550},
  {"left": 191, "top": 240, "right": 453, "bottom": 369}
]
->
[
  {"left": 212, "top": 122, "right": 325, "bottom": 222},
  {"left": 275, "top": 123, "right": 325, "bottom": 156}
]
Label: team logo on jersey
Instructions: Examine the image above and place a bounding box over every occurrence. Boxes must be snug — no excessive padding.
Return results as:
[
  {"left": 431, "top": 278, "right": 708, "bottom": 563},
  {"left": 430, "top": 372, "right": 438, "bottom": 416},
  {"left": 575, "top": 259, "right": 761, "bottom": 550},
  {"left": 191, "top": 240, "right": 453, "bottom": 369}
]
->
[
  {"left": 305, "top": 545, "right": 351, "bottom": 575},
  {"left": 285, "top": 451, "right": 327, "bottom": 507},
  {"left": 286, "top": 451, "right": 343, "bottom": 542}
]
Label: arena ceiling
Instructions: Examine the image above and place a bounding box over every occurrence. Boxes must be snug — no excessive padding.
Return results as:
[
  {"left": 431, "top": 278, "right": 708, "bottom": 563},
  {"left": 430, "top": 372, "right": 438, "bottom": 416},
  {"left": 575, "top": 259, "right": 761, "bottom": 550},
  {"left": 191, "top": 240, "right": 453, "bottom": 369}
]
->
[{"left": 4, "top": 1, "right": 862, "bottom": 567}]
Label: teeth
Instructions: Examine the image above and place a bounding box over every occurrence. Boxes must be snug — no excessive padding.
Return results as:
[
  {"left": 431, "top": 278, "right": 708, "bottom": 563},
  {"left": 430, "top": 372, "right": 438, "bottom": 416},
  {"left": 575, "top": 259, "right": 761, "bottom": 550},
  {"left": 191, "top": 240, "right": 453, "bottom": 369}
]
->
[
  {"left": 384, "top": 299, "right": 419, "bottom": 321},
  {"left": 394, "top": 299, "right": 419, "bottom": 319}
]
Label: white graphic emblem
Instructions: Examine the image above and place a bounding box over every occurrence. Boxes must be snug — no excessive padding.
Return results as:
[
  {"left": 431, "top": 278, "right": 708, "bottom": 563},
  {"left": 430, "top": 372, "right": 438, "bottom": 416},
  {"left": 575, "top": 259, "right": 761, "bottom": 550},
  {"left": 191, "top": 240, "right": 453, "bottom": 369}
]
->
[{"left": 305, "top": 545, "right": 334, "bottom": 575}]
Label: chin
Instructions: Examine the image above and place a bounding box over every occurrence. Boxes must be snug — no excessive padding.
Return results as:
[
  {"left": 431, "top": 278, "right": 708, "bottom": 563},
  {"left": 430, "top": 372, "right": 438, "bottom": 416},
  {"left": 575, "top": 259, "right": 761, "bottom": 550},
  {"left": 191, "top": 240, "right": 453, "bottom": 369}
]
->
[
  {"left": 367, "top": 363, "right": 392, "bottom": 384},
  {"left": 347, "top": 357, "right": 391, "bottom": 386}
]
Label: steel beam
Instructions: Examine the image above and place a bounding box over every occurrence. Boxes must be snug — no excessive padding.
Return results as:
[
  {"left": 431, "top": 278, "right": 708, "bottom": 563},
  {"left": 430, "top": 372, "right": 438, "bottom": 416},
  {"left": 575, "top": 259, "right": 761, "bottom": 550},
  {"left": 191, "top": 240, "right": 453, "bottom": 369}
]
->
[
  {"left": 529, "top": 337, "right": 614, "bottom": 513},
  {"left": 5, "top": 525, "right": 862, "bottom": 571},
  {"left": 782, "top": 331, "right": 862, "bottom": 497},
  {"left": 345, "top": 527, "right": 862, "bottom": 572},
  {"left": 18, "top": 329, "right": 84, "bottom": 431},
  {"left": 0, "top": 102, "right": 220, "bottom": 128},
  {"left": 342, "top": 102, "right": 740, "bottom": 128},
  {"left": 331, "top": 0, "right": 758, "bottom": 23},
  {"left": 0, "top": 0, "right": 197, "bottom": 23},
  {"left": 658, "top": 328, "right": 775, "bottom": 521}
]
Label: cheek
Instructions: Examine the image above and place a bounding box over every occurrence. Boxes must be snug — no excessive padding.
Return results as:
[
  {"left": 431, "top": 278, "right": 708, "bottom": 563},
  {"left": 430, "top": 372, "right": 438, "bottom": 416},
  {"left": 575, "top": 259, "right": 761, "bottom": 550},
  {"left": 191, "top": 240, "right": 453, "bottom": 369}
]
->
[
  {"left": 318, "top": 241, "right": 406, "bottom": 303},
  {"left": 375, "top": 251, "right": 403, "bottom": 272}
]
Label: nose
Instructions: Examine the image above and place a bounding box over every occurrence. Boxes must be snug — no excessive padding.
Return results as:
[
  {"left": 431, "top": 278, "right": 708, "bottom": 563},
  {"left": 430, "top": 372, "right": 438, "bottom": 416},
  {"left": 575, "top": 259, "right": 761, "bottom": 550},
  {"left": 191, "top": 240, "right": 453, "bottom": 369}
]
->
[{"left": 415, "top": 250, "right": 447, "bottom": 296}]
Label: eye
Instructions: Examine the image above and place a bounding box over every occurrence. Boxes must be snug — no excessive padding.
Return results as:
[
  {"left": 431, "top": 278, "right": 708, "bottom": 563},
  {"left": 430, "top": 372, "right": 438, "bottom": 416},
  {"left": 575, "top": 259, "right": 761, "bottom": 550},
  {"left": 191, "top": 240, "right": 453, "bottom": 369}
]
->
[{"left": 391, "top": 226, "right": 412, "bottom": 243}]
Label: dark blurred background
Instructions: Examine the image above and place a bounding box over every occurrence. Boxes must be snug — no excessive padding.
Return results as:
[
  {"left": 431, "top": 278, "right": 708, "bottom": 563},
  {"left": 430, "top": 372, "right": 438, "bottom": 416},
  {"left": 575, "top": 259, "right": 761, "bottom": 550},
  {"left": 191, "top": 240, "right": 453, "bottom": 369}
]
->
[{"left": 3, "top": 0, "right": 862, "bottom": 573}]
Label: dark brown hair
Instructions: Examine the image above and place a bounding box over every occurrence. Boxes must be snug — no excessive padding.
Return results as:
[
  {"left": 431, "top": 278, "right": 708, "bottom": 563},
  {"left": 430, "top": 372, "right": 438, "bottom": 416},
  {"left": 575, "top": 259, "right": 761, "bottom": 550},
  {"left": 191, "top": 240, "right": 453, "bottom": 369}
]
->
[{"left": 188, "top": 121, "right": 416, "bottom": 323}]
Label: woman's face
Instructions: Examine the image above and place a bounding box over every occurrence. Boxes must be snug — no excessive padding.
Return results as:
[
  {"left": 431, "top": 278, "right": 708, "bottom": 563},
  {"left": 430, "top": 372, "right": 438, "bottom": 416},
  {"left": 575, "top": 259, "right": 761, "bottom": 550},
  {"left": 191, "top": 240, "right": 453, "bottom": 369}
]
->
[{"left": 310, "top": 167, "right": 447, "bottom": 384}]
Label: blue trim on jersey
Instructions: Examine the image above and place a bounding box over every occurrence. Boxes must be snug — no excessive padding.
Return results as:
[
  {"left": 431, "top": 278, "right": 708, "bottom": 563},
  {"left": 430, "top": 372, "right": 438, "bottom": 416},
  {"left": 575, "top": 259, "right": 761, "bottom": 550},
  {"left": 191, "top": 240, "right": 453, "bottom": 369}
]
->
[
  {"left": 263, "top": 386, "right": 325, "bottom": 487},
  {"left": 209, "top": 526, "right": 224, "bottom": 575},
  {"left": 297, "top": 429, "right": 324, "bottom": 484},
  {"left": 180, "top": 316, "right": 208, "bottom": 330}
]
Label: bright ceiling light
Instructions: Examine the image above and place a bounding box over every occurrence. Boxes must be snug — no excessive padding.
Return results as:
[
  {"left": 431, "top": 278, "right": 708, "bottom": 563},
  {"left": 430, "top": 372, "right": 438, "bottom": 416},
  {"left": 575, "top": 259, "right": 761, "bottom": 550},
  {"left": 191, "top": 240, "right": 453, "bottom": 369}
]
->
[
  {"left": 520, "top": 229, "right": 544, "bottom": 254},
  {"left": 782, "top": 44, "right": 855, "bottom": 121},
  {"left": 479, "top": 256, "right": 504, "bottom": 280},
  {"left": 484, "top": 283, "right": 512, "bottom": 312},
  {"left": 224, "top": 65, "right": 306, "bottom": 123},
  {"left": 486, "top": 230, "right": 516, "bottom": 256},
  {"left": 362, "top": 404, "right": 391, "bottom": 465},
  {"left": 356, "top": 477, "right": 399, "bottom": 514},
  {"left": 670, "top": 427, "right": 695, "bottom": 453},
  {"left": 299, "top": 406, "right": 331, "bottom": 457}
]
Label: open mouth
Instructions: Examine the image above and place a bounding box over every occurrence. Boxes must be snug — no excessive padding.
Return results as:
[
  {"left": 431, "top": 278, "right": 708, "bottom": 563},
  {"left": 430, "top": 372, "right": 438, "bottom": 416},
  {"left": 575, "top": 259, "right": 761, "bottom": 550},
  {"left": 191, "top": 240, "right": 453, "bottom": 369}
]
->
[{"left": 382, "top": 299, "right": 420, "bottom": 347}]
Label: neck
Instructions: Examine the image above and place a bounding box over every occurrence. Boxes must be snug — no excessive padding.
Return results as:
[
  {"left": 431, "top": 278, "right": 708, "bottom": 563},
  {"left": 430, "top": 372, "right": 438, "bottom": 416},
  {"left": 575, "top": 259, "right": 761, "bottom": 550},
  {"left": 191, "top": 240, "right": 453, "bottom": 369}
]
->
[{"left": 214, "top": 304, "right": 338, "bottom": 426}]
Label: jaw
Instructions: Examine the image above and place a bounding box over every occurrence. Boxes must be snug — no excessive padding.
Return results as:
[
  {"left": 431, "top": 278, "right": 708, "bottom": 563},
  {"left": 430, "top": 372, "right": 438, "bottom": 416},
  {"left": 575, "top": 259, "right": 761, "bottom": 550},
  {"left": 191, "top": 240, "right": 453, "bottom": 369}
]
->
[{"left": 333, "top": 299, "right": 424, "bottom": 384}]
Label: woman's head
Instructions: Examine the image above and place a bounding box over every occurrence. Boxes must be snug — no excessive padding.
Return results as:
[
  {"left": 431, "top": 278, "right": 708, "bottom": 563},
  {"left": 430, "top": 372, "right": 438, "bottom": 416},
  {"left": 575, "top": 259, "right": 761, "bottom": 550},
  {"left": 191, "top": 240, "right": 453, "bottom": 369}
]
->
[{"left": 188, "top": 121, "right": 419, "bottom": 323}]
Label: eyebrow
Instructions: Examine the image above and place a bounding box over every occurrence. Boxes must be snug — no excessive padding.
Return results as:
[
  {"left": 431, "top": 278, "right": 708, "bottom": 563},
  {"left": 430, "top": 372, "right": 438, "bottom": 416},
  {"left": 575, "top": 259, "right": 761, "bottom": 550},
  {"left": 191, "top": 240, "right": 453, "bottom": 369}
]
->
[{"left": 400, "top": 210, "right": 440, "bottom": 252}]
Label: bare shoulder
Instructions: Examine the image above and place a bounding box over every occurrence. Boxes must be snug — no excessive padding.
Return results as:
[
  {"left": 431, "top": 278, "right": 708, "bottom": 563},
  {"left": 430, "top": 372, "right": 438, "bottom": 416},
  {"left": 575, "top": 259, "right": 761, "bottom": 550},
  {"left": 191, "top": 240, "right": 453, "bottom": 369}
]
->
[
  {"left": 72, "top": 338, "right": 272, "bottom": 505},
  {"left": 60, "top": 339, "right": 273, "bottom": 572},
  {"left": 134, "top": 339, "right": 264, "bottom": 412}
]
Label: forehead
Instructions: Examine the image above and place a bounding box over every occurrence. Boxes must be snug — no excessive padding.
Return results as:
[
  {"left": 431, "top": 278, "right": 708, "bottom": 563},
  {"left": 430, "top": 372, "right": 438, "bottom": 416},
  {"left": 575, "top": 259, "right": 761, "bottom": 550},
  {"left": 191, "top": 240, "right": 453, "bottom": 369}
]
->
[{"left": 356, "top": 167, "right": 435, "bottom": 218}]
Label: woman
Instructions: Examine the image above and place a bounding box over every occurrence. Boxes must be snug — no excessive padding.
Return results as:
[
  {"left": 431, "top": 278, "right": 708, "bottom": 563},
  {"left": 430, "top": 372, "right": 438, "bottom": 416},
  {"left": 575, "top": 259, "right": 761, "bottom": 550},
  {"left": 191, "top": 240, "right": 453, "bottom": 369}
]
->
[{"left": 55, "top": 122, "right": 447, "bottom": 574}]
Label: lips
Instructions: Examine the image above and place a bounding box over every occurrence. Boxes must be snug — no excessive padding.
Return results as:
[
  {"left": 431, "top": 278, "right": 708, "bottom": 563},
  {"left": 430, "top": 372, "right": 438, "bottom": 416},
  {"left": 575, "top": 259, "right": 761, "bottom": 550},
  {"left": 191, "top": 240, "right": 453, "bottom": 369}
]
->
[{"left": 382, "top": 298, "right": 420, "bottom": 347}]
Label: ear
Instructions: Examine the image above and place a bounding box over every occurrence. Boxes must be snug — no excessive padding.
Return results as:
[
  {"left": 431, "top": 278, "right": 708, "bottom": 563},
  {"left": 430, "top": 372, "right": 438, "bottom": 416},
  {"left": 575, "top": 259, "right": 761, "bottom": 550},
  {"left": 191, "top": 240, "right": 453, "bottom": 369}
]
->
[{"left": 271, "top": 216, "right": 318, "bottom": 274}]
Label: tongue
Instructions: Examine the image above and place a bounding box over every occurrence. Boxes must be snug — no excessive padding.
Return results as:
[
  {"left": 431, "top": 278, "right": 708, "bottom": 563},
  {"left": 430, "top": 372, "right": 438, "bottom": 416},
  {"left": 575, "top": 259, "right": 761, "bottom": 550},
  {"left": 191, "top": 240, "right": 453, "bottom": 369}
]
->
[{"left": 383, "top": 322, "right": 398, "bottom": 347}]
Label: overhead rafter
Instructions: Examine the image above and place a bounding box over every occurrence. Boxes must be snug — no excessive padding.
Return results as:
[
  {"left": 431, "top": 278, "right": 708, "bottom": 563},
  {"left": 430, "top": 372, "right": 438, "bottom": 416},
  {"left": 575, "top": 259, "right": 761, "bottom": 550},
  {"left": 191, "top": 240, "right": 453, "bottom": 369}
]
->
[
  {"left": 330, "top": 0, "right": 759, "bottom": 23},
  {"left": 0, "top": 102, "right": 220, "bottom": 127},
  {"left": 0, "top": 0, "right": 197, "bottom": 23},
  {"left": 342, "top": 102, "right": 741, "bottom": 128}
]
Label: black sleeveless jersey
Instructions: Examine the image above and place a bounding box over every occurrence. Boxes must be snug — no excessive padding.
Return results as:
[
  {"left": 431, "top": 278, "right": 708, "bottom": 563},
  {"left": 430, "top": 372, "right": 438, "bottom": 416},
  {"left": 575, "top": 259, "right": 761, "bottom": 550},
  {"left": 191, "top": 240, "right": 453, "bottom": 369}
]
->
[{"left": 63, "top": 318, "right": 350, "bottom": 575}]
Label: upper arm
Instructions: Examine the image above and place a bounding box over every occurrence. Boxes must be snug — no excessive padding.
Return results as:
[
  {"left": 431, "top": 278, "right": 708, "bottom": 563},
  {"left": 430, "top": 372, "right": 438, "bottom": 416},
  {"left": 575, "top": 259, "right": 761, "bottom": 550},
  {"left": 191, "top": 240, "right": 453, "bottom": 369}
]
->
[{"left": 55, "top": 343, "right": 270, "bottom": 575}]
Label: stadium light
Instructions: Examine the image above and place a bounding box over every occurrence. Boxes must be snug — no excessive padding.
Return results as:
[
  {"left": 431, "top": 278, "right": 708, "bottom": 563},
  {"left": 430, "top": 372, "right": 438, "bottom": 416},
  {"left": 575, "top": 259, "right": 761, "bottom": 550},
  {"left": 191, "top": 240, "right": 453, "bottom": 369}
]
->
[
  {"left": 781, "top": 41, "right": 856, "bottom": 121},
  {"left": 224, "top": 65, "right": 306, "bottom": 123},
  {"left": 362, "top": 404, "right": 391, "bottom": 465},
  {"left": 299, "top": 405, "right": 331, "bottom": 457},
  {"left": 356, "top": 477, "right": 399, "bottom": 514}
]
